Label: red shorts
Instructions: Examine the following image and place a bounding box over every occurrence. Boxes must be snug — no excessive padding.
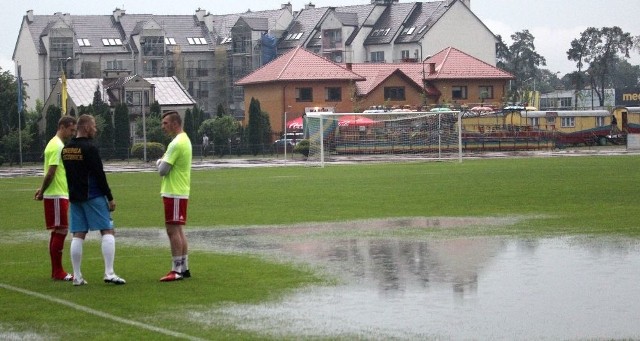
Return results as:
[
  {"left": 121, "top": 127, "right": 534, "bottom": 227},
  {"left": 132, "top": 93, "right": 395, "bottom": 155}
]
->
[
  {"left": 43, "top": 197, "right": 69, "bottom": 229},
  {"left": 163, "top": 197, "right": 189, "bottom": 225}
]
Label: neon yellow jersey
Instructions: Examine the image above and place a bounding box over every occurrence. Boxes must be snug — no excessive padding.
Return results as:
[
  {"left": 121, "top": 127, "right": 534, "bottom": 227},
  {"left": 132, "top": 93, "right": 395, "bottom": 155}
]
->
[
  {"left": 161, "top": 132, "right": 192, "bottom": 197},
  {"left": 43, "top": 136, "right": 68, "bottom": 198}
]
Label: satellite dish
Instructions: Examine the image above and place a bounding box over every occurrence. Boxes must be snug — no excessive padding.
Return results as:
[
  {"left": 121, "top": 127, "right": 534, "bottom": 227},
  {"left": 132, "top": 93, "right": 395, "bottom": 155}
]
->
[{"left": 334, "top": 55, "right": 343, "bottom": 63}]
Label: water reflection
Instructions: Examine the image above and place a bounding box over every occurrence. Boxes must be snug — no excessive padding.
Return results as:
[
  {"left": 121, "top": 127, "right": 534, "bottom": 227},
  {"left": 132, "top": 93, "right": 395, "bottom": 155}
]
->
[{"left": 119, "top": 223, "right": 640, "bottom": 340}]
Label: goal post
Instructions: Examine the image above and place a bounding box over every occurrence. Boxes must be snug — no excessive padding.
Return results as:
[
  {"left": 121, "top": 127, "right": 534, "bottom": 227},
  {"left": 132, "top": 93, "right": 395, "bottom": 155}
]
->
[{"left": 304, "top": 111, "right": 462, "bottom": 167}]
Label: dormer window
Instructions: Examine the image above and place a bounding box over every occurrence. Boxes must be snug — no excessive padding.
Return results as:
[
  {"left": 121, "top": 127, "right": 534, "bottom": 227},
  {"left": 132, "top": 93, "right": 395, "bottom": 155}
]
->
[
  {"left": 187, "top": 37, "right": 207, "bottom": 45},
  {"left": 102, "top": 38, "right": 122, "bottom": 46},
  {"left": 77, "top": 38, "right": 91, "bottom": 46},
  {"left": 401, "top": 27, "right": 415, "bottom": 35}
]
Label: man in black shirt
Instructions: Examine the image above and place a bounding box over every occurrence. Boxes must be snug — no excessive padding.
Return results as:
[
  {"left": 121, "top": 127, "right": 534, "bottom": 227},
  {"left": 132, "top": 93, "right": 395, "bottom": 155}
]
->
[{"left": 62, "top": 114, "right": 125, "bottom": 286}]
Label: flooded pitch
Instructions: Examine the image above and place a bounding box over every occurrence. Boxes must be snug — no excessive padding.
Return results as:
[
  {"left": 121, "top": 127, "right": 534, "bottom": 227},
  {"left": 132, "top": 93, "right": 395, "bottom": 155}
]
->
[{"left": 118, "top": 217, "right": 640, "bottom": 340}]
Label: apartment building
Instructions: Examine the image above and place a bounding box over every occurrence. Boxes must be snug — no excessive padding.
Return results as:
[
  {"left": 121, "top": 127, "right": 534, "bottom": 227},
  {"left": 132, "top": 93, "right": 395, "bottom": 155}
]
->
[{"left": 13, "top": 0, "right": 496, "bottom": 121}]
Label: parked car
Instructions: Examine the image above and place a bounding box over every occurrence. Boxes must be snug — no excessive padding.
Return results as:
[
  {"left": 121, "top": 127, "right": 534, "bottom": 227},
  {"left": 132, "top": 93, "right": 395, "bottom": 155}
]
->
[{"left": 273, "top": 138, "right": 296, "bottom": 153}]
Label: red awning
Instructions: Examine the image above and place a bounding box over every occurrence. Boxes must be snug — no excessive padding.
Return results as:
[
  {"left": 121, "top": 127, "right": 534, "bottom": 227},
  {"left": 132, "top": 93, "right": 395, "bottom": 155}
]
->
[
  {"left": 286, "top": 116, "right": 304, "bottom": 130},
  {"left": 338, "top": 115, "right": 378, "bottom": 127}
]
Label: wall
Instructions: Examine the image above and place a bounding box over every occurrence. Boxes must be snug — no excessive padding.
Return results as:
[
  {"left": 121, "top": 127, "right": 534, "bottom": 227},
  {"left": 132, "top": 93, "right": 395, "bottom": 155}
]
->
[{"left": 424, "top": 2, "right": 496, "bottom": 66}]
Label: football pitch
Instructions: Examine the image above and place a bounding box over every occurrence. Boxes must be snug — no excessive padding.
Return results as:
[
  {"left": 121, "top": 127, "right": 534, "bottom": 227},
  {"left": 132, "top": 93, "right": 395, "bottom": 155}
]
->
[{"left": 1, "top": 155, "right": 639, "bottom": 339}]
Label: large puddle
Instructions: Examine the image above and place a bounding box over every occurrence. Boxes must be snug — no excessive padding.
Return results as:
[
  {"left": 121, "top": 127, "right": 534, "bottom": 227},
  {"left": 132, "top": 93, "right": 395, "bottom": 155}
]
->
[{"left": 117, "top": 218, "right": 640, "bottom": 340}]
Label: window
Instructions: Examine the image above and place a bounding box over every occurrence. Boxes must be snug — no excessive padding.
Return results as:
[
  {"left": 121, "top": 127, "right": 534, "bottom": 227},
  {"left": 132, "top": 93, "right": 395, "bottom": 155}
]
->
[
  {"left": 384, "top": 87, "right": 405, "bottom": 101},
  {"left": 561, "top": 117, "right": 575, "bottom": 128},
  {"left": 531, "top": 117, "right": 540, "bottom": 127},
  {"left": 197, "top": 60, "right": 208, "bottom": 77},
  {"left": 452, "top": 86, "right": 468, "bottom": 100},
  {"left": 323, "top": 29, "right": 342, "bottom": 49},
  {"left": 296, "top": 87, "right": 313, "bottom": 102},
  {"left": 106, "top": 60, "right": 123, "bottom": 70},
  {"left": 595, "top": 116, "right": 605, "bottom": 127},
  {"left": 141, "top": 36, "right": 164, "bottom": 56},
  {"left": 77, "top": 38, "right": 91, "bottom": 46},
  {"left": 370, "top": 51, "right": 384, "bottom": 62},
  {"left": 479, "top": 86, "right": 494, "bottom": 100},
  {"left": 401, "top": 27, "right": 416, "bottom": 35},
  {"left": 187, "top": 37, "right": 207, "bottom": 45},
  {"left": 401, "top": 50, "right": 410, "bottom": 59},
  {"left": 325, "top": 87, "right": 341, "bottom": 102},
  {"left": 165, "top": 37, "right": 176, "bottom": 45},
  {"left": 125, "top": 91, "right": 142, "bottom": 106},
  {"left": 102, "top": 38, "right": 122, "bottom": 46}
]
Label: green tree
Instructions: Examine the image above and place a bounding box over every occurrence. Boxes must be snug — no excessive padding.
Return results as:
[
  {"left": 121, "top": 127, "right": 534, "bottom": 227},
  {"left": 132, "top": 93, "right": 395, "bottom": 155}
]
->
[
  {"left": 610, "top": 58, "right": 640, "bottom": 89},
  {"left": 91, "top": 86, "right": 114, "bottom": 157},
  {"left": 45, "top": 105, "right": 61, "bottom": 141},
  {"left": 113, "top": 103, "right": 130, "bottom": 159},
  {"left": 0, "top": 127, "right": 33, "bottom": 166},
  {"left": 247, "top": 97, "right": 263, "bottom": 155},
  {"left": 26, "top": 100, "right": 44, "bottom": 161},
  {"left": 198, "top": 115, "right": 240, "bottom": 156},
  {"left": 496, "top": 30, "right": 546, "bottom": 103},
  {"left": 216, "top": 103, "right": 226, "bottom": 118},
  {"left": 567, "top": 26, "right": 634, "bottom": 107},
  {"left": 149, "top": 100, "right": 161, "bottom": 118},
  {"left": 0, "top": 68, "right": 23, "bottom": 138},
  {"left": 183, "top": 108, "right": 194, "bottom": 139},
  {"left": 136, "top": 115, "right": 169, "bottom": 145}
]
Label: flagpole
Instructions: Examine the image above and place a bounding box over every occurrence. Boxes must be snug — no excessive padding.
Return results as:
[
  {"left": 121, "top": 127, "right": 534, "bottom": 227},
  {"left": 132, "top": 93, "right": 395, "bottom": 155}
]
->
[{"left": 17, "top": 65, "right": 23, "bottom": 167}]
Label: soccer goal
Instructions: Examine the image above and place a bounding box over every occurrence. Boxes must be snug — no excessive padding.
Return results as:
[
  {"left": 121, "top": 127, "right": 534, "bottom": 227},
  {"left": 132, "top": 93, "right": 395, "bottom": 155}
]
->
[{"left": 304, "top": 111, "right": 462, "bottom": 167}]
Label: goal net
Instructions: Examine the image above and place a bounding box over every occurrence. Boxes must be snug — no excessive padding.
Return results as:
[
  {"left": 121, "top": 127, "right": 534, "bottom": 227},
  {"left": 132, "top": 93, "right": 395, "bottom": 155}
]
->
[{"left": 303, "top": 111, "right": 462, "bottom": 167}]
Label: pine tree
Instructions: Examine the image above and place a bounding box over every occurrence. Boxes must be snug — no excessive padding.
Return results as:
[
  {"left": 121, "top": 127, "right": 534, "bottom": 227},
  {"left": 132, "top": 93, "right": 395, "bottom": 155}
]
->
[{"left": 113, "top": 103, "right": 130, "bottom": 159}]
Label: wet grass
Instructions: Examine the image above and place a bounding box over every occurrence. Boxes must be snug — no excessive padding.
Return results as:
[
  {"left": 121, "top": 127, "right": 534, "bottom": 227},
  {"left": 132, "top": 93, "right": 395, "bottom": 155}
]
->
[
  {"left": 7, "top": 155, "right": 638, "bottom": 234},
  {"left": 1, "top": 155, "right": 640, "bottom": 339}
]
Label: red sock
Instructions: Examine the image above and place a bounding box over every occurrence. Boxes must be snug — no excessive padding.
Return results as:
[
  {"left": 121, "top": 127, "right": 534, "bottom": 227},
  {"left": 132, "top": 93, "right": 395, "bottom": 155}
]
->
[{"left": 50, "top": 232, "right": 67, "bottom": 278}]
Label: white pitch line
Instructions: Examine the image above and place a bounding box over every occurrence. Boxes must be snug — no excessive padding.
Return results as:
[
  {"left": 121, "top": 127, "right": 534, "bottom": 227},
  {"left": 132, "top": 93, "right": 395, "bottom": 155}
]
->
[{"left": 0, "top": 283, "right": 207, "bottom": 341}]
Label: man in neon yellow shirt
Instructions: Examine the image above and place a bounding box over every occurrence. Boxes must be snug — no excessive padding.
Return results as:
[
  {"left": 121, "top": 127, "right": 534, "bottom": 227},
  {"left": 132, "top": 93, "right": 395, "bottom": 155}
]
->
[
  {"left": 35, "top": 116, "right": 77, "bottom": 281},
  {"left": 156, "top": 111, "right": 192, "bottom": 281}
]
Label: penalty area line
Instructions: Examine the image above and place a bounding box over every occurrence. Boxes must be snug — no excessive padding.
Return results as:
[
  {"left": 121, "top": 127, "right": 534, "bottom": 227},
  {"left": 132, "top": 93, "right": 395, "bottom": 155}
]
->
[{"left": 0, "top": 283, "right": 206, "bottom": 341}]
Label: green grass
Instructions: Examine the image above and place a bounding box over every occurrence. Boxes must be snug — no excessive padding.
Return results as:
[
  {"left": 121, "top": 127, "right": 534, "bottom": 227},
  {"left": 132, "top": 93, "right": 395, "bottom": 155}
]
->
[{"left": 1, "top": 155, "right": 640, "bottom": 339}]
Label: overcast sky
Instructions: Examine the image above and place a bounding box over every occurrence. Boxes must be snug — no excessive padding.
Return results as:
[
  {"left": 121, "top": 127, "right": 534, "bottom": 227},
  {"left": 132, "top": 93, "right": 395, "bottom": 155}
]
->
[{"left": 2, "top": 0, "right": 639, "bottom": 77}]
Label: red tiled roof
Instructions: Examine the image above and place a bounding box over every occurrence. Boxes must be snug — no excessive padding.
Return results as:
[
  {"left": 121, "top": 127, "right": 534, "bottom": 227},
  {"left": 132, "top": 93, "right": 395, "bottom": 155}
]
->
[
  {"left": 350, "top": 63, "right": 424, "bottom": 95},
  {"left": 236, "top": 46, "right": 514, "bottom": 95},
  {"left": 235, "top": 46, "right": 365, "bottom": 85},
  {"left": 425, "top": 47, "right": 514, "bottom": 80}
]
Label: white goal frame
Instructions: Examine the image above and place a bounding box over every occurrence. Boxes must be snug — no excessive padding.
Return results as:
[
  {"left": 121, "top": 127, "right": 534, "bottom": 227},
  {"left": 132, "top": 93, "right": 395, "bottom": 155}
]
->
[{"left": 304, "top": 111, "right": 462, "bottom": 167}]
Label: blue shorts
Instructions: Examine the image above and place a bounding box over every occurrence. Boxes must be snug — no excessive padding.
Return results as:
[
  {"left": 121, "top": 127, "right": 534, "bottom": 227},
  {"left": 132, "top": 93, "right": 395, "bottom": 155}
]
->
[{"left": 70, "top": 196, "right": 113, "bottom": 233}]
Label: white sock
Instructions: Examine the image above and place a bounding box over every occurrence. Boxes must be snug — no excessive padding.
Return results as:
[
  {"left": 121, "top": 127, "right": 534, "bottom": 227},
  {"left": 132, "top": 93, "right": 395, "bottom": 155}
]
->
[
  {"left": 172, "top": 256, "right": 183, "bottom": 273},
  {"left": 70, "top": 237, "right": 84, "bottom": 279},
  {"left": 182, "top": 255, "right": 189, "bottom": 271},
  {"left": 102, "top": 234, "right": 115, "bottom": 276}
]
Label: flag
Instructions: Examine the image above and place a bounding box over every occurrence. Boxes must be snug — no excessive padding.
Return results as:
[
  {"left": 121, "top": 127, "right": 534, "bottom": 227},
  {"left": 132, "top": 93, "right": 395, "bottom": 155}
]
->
[
  {"left": 17, "top": 66, "right": 23, "bottom": 113},
  {"left": 61, "top": 72, "right": 68, "bottom": 115}
]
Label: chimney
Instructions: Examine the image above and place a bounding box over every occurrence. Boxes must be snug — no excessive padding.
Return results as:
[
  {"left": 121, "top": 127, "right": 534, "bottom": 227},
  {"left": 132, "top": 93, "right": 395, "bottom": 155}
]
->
[
  {"left": 112, "top": 8, "right": 125, "bottom": 22},
  {"left": 305, "top": 2, "right": 315, "bottom": 9},
  {"left": 26, "top": 10, "right": 34, "bottom": 23},
  {"left": 281, "top": 2, "right": 293, "bottom": 12},
  {"left": 428, "top": 62, "right": 436, "bottom": 74},
  {"left": 195, "top": 8, "right": 207, "bottom": 22},
  {"left": 61, "top": 13, "right": 72, "bottom": 25},
  {"left": 346, "top": 62, "right": 352, "bottom": 70},
  {"left": 202, "top": 13, "right": 214, "bottom": 33}
]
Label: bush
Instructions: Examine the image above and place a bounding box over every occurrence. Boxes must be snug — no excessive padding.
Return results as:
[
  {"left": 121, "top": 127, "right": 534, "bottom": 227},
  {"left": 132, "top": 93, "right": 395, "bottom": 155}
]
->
[
  {"left": 131, "top": 142, "right": 165, "bottom": 161},
  {"left": 0, "top": 155, "right": 4, "bottom": 166},
  {"left": 294, "top": 139, "right": 310, "bottom": 157}
]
